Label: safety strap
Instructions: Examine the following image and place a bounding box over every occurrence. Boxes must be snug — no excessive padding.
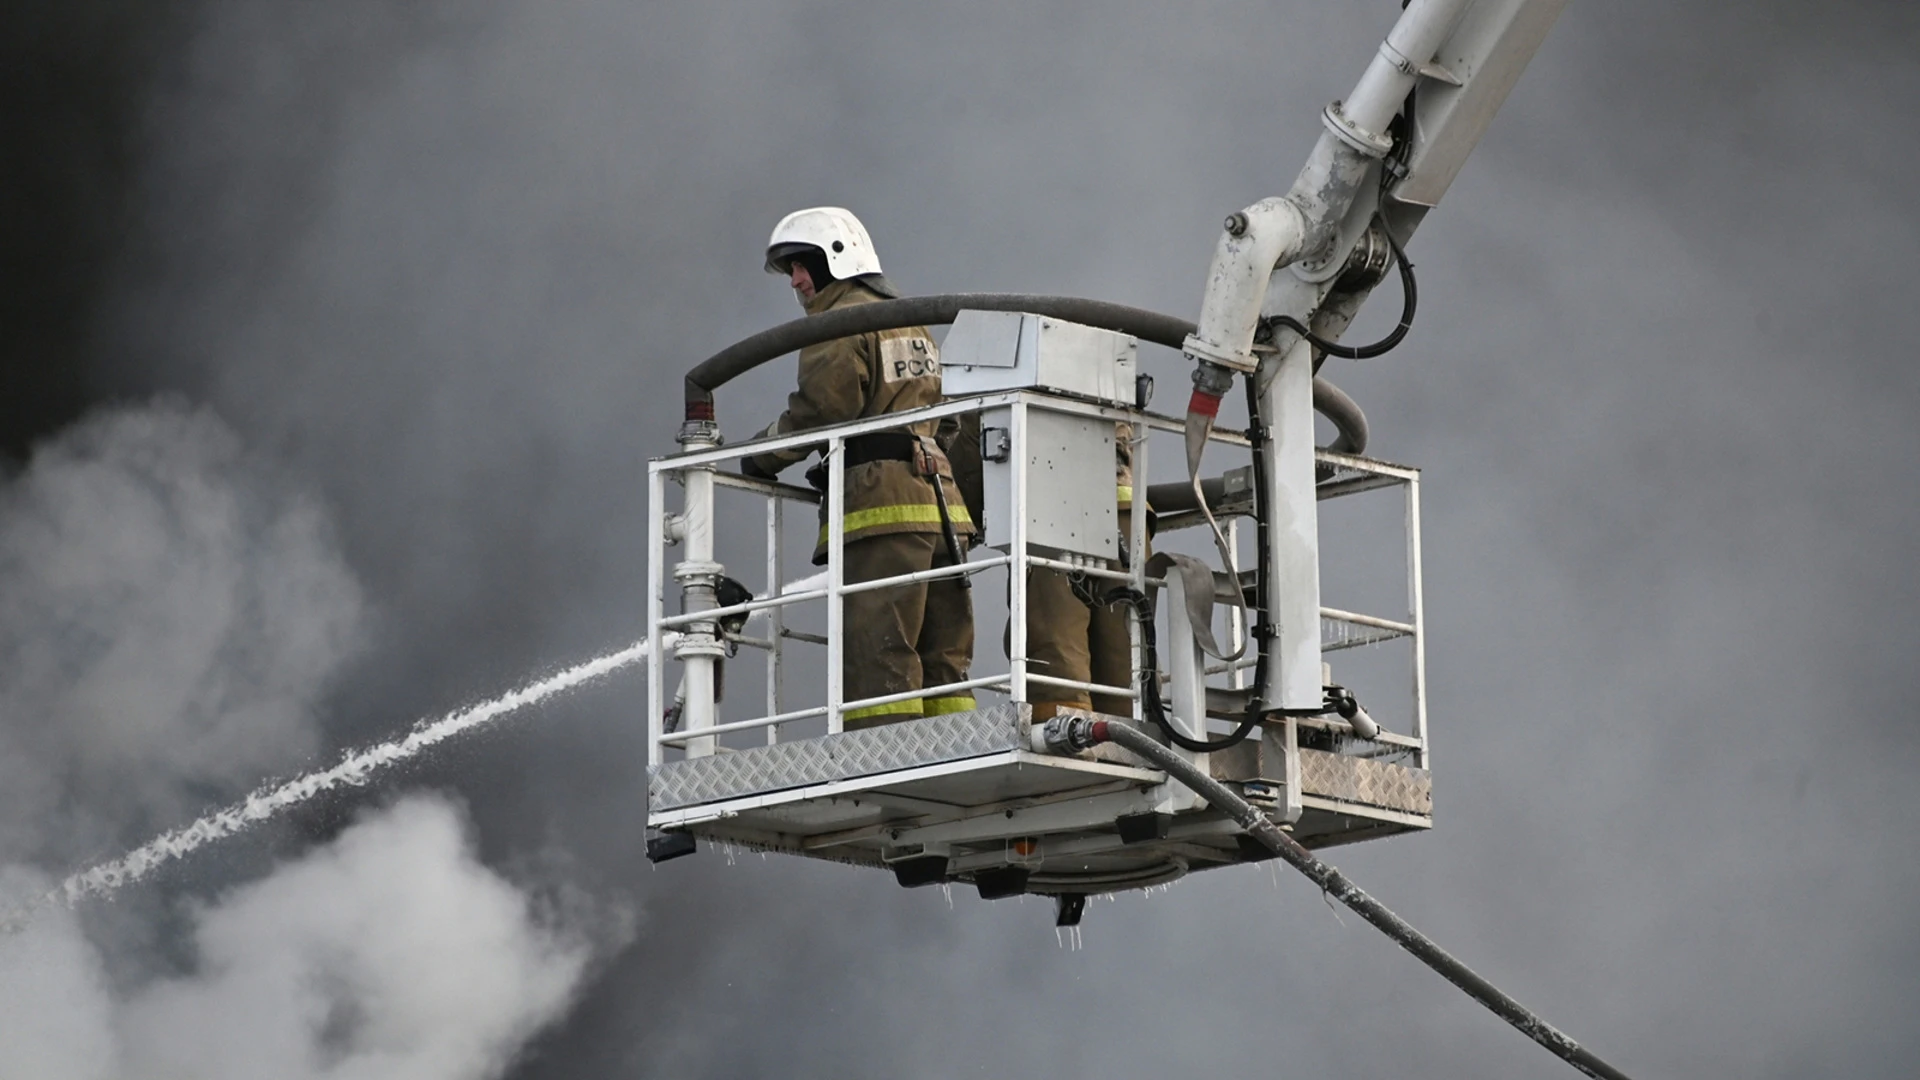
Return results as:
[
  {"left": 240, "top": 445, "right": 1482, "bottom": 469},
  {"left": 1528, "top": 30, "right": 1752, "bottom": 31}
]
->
[
  {"left": 803, "top": 432, "right": 925, "bottom": 491},
  {"left": 843, "top": 431, "right": 920, "bottom": 467},
  {"left": 832, "top": 433, "right": 968, "bottom": 578},
  {"left": 929, "top": 473, "right": 970, "bottom": 590}
]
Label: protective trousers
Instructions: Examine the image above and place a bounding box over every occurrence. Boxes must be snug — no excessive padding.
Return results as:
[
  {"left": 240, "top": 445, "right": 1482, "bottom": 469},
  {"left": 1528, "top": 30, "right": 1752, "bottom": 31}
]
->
[
  {"left": 1024, "top": 511, "right": 1142, "bottom": 721},
  {"left": 841, "top": 532, "right": 975, "bottom": 729}
]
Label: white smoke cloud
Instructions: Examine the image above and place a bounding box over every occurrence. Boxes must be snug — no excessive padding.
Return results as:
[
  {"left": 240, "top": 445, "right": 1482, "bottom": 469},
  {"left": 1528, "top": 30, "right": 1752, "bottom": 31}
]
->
[
  {"left": 2, "top": 797, "right": 593, "bottom": 1080},
  {"left": 0, "top": 399, "right": 363, "bottom": 865},
  {"left": 0, "top": 868, "right": 116, "bottom": 1080},
  {"left": 0, "top": 403, "right": 616, "bottom": 1079}
]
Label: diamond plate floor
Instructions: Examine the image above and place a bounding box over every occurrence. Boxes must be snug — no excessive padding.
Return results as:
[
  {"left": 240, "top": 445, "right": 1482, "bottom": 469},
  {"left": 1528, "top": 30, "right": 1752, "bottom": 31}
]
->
[{"left": 650, "top": 703, "right": 1029, "bottom": 811}]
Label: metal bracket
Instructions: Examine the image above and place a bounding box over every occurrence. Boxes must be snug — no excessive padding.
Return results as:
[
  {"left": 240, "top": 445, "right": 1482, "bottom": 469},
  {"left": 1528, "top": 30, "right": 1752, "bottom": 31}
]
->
[{"left": 980, "top": 425, "right": 1011, "bottom": 463}]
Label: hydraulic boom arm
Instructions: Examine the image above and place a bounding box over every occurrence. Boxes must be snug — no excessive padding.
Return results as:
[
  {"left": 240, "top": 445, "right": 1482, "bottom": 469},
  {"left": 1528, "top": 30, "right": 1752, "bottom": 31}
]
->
[{"left": 1180, "top": 0, "right": 1567, "bottom": 716}]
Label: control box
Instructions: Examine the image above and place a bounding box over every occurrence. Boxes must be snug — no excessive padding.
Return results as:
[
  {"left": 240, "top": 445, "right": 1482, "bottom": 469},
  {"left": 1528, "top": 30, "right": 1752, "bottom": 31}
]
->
[{"left": 940, "top": 311, "right": 1137, "bottom": 407}]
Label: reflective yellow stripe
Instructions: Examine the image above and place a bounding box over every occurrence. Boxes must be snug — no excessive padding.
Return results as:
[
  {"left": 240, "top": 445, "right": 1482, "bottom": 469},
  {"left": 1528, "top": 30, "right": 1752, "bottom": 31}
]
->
[
  {"left": 921, "top": 695, "right": 976, "bottom": 716},
  {"left": 845, "top": 503, "right": 967, "bottom": 532},
  {"left": 1116, "top": 485, "right": 1132, "bottom": 503},
  {"left": 818, "top": 501, "right": 974, "bottom": 544},
  {"left": 843, "top": 699, "right": 923, "bottom": 722}
]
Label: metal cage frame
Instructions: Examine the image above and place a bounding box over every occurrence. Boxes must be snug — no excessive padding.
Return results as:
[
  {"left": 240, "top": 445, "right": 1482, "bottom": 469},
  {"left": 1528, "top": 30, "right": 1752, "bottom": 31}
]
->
[{"left": 645, "top": 389, "right": 1429, "bottom": 875}]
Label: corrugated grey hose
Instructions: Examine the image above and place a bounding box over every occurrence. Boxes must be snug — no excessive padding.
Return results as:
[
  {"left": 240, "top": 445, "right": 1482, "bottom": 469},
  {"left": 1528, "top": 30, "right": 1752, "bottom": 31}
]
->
[
  {"left": 1046, "top": 718, "right": 1636, "bottom": 1080},
  {"left": 681, "top": 293, "right": 1367, "bottom": 457}
]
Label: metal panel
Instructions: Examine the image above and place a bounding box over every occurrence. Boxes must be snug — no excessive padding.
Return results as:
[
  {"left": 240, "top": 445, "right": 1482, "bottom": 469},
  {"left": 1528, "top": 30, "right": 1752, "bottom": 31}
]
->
[
  {"left": 652, "top": 751, "right": 1157, "bottom": 836},
  {"left": 651, "top": 752, "right": 1037, "bottom": 832},
  {"left": 1027, "top": 315, "right": 1136, "bottom": 406},
  {"left": 1296, "top": 748, "right": 1432, "bottom": 816},
  {"left": 939, "top": 309, "right": 1024, "bottom": 370},
  {"left": 649, "top": 704, "right": 1029, "bottom": 811},
  {"left": 981, "top": 405, "right": 1118, "bottom": 559}
]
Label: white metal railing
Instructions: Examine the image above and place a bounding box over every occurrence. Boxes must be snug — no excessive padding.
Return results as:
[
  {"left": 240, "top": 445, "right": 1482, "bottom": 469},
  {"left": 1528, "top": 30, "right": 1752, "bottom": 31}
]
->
[{"left": 646, "top": 389, "right": 1426, "bottom": 770}]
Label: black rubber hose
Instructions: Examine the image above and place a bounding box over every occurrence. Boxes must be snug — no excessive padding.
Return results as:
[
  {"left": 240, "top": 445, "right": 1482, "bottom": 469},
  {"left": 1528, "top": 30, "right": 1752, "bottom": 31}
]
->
[
  {"left": 681, "top": 292, "right": 1367, "bottom": 457},
  {"left": 1312, "top": 376, "right": 1369, "bottom": 454},
  {"left": 1087, "top": 720, "right": 1637, "bottom": 1080},
  {"left": 1238, "top": 374, "right": 1274, "bottom": 731},
  {"left": 1142, "top": 475, "right": 1232, "bottom": 519},
  {"left": 686, "top": 294, "right": 1191, "bottom": 399}
]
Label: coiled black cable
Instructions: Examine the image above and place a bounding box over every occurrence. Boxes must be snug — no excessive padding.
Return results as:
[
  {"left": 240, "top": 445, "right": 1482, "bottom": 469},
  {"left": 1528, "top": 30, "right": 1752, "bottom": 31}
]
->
[
  {"left": 1265, "top": 215, "right": 1417, "bottom": 360},
  {"left": 1275, "top": 87, "right": 1421, "bottom": 363},
  {"left": 1104, "top": 580, "right": 1269, "bottom": 754}
]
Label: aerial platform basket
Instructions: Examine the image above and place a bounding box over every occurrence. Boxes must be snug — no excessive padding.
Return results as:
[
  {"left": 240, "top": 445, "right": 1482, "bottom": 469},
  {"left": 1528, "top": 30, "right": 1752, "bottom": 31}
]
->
[
  {"left": 647, "top": 313, "right": 1429, "bottom": 902},
  {"left": 649, "top": 700, "right": 1430, "bottom": 894}
]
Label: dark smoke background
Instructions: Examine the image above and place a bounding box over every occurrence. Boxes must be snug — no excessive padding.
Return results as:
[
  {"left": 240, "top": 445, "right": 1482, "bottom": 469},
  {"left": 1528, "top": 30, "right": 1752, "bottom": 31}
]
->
[{"left": 7, "top": 0, "right": 1918, "bottom": 1076}]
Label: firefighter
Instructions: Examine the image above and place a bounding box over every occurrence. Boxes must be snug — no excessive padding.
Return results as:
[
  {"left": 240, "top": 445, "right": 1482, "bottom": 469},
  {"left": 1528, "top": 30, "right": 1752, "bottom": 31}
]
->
[
  {"left": 739, "top": 207, "right": 976, "bottom": 728},
  {"left": 1022, "top": 426, "right": 1143, "bottom": 721}
]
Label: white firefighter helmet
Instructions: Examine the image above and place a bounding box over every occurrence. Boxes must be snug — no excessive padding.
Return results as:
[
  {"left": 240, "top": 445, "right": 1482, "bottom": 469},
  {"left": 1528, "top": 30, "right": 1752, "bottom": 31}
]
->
[{"left": 764, "top": 206, "right": 883, "bottom": 281}]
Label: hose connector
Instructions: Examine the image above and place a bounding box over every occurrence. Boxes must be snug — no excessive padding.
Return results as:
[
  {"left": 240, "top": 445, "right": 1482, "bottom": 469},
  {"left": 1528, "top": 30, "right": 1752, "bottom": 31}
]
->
[
  {"left": 679, "top": 378, "right": 721, "bottom": 448},
  {"left": 677, "top": 417, "right": 720, "bottom": 449},
  {"left": 1186, "top": 361, "right": 1235, "bottom": 420},
  {"left": 1031, "top": 715, "right": 1110, "bottom": 754}
]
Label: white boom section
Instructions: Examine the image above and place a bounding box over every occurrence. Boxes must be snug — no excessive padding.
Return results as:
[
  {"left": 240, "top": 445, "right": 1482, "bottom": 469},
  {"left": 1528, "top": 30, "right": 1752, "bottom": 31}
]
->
[
  {"left": 1394, "top": 0, "right": 1570, "bottom": 208},
  {"left": 1182, "top": 0, "right": 1564, "bottom": 714}
]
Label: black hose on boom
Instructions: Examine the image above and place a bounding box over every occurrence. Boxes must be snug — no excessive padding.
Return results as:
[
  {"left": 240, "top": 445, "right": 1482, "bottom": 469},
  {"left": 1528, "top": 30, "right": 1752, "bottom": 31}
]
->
[
  {"left": 1039, "top": 716, "right": 1638, "bottom": 1080},
  {"left": 686, "top": 294, "right": 1191, "bottom": 402},
  {"left": 681, "top": 292, "right": 1367, "bottom": 458}
]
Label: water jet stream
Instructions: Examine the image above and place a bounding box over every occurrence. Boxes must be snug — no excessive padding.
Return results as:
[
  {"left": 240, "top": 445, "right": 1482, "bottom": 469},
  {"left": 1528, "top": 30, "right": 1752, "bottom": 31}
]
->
[
  {"left": 9, "top": 572, "right": 815, "bottom": 931},
  {"left": 2, "top": 637, "right": 660, "bottom": 933}
]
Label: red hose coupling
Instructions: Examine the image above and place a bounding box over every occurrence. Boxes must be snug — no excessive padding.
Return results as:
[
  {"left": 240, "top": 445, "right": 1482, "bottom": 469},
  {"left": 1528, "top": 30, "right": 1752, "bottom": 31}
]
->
[{"left": 1187, "top": 388, "right": 1223, "bottom": 419}]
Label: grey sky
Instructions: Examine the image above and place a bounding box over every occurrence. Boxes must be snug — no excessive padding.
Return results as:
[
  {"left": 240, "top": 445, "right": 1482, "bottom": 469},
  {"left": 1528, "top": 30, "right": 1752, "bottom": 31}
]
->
[{"left": 8, "top": 0, "right": 1919, "bottom": 1076}]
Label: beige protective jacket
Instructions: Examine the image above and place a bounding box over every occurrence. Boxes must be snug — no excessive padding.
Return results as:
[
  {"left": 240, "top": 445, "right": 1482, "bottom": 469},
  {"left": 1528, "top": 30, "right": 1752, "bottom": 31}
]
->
[{"left": 744, "top": 279, "right": 974, "bottom": 561}]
